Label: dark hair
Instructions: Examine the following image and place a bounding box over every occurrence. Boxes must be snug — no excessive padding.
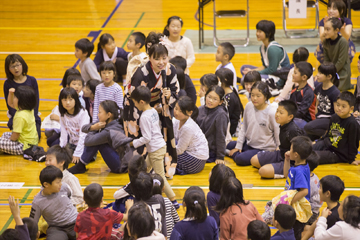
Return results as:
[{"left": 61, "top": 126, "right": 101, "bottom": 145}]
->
[
  {"left": 306, "top": 151, "right": 319, "bottom": 172},
  {"left": 99, "top": 61, "right": 116, "bottom": 78},
  {"left": 183, "top": 186, "right": 207, "bottom": 222},
  {"left": 0, "top": 229, "right": 20, "bottom": 240},
  {"left": 290, "top": 136, "right": 313, "bottom": 160},
  {"left": 205, "top": 85, "right": 225, "bottom": 102},
  {"left": 4, "top": 54, "right": 28, "bottom": 80},
  {"left": 169, "top": 56, "right": 187, "bottom": 71},
  {"left": 176, "top": 67, "right": 186, "bottom": 90},
  {"left": 247, "top": 220, "right": 271, "bottom": 240},
  {"left": 293, "top": 47, "right": 309, "bottom": 63},
  {"left": 337, "top": 91, "right": 356, "bottom": 107},
  {"left": 216, "top": 68, "right": 233, "bottom": 87},
  {"left": 152, "top": 173, "right": 164, "bottom": 195},
  {"left": 219, "top": 42, "right": 235, "bottom": 60},
  {"left": 84, "top": 183, "right": 103, "bottom": 208},
  {"left": 131, "top": 32, "right": 146, "bottom": 49},
  {"left": 100, "top": 100, "right": 119, "bottom": 122},
  {"left": 58, "top": 87, "right": 83, "bottom": 116},
  {"left": 243, "top": 71, "right": 261, "bottom": 83},
  {"left": 200, "top": 73, "right": 219, "bottom": 89},
  {"left": 326, "top": 17, "right": 344, "bottom": 31},
  {"left": 163, "top": 16, "right": 183, "bottom": 36},
  {"left": 66, "top": 74, "right": 84, "bottom": 87},
  {"left": 148, "top": 43, "right": 168, "bottom": 59},
  {"left": 131, "top": 172, "right": 153, "bottom": 201},
  {"left": 128, "top": 155, "right": 147, "bottom": 182},
  {"left": 278, "top": 100, "right": 298, "bottom": 117},
  {"left": 318, "top": 62, "right": 339, "bottom": 87},
  {"left": 75, "top": 38, "right": 94, "bottom": 57},
  {"left": 342, "top": 195, "right": 360, "bottom": 229},
  {"left": 256, "top": 20, "right": 276, "bottom": 41},
  {"left": 145, "top": 32, "right": 163, "bottom": 52},
  {"left": 39, "top": 166, "right": 63, "bottom": 187},
  {"left": 61, "top": 68, "right": 80, "bottom": 88},
  {"left": 97, "top": 33, "right": 115, "bottom": 51},
  {"left": 85, "top": 79, "right": 100, "bottom": 95},
  {"left": 215, "top": 177, "right": 249, "bottom": 214},
  {"left": 14, "top": 86, "right": 37, "bottom": 111},
  {"left": 22, "top": 217, "right": 38, "bottom": 240},
  {"left": 209, "top": 164, "right": 236, "bottom": 193},
  {"left": 274, "top": 204, "right": 296, "bottom": 230},
  {"left": 177, "top": 96, "right": 199, "bottom": 121},
  {"left": 131, "top": 86, "right": 151, "bottom": 104},
  {"left": 46, "top": 145, "right": 72, "bottom": 170},
  {"left": 319, "top": 175, "right": 345, "bottom": 202},
  {"left": 127, "top": 202, "right": 155, "bottom": 238},
  {"left": 251, "top": 81, "right": 272, "bottom": 100},
  {"left": 328, "top": 0, "right": 347, "bottom": 17},
  {"left": 295, "top": 61, "right": 313, "bottom": 80}
]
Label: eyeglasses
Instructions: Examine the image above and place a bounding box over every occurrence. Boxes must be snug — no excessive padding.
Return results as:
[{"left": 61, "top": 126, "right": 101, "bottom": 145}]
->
[{"left": 10, "top": 63, "right": 22, "bottom": 70}]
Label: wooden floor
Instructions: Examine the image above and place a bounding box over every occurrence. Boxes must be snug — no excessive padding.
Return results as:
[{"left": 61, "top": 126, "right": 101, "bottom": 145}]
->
[{"left": 1, "top": 0, "right": 360, "bottom": 235}]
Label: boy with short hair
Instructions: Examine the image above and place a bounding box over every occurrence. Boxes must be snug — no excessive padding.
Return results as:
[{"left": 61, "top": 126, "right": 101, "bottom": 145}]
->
[
  {"left": 126, "top": 31, "right": 147, "bottom": 61},
  {"left": 66, "top": 74, "right": 86, "bottom": 108},
  {"left": 251, "top": 100, "right": 303, "bottom": 179},
  {"left": 75, "top": 38, "right": 101, "bottom": 82},
  {"left": 29, "top": 166, "right": 78, "bottom": 240},
  {"left": 283, "top": 135, "right": 312, "bottom": 240},
  {"left": 247, "top": 220, "right": 270, "bottom": 240},
  {"left": 45, "top": 145, "right": 83, "bottom": 206},
  {"left": 289, "top": 61, "right": 316, "bottom": 129},
  {"left": 271, "top": 204, "right": 296, "bottom": 240},
  {"left": 215, "top": 42, "right": 237, "bottom": 89},
  {"left": 75, "top": 183, "right": 133, "bottom": 239},
  {"left": 314, "top": 91, "right": 360, "bottom": 165}
]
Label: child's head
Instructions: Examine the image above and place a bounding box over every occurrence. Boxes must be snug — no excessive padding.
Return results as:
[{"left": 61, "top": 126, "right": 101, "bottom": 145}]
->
[
  {"left": 174, "top": 96, "right": 197, "bottom": 122},
  {"left": 39, "top": 166, "right": 63, "bottom": 191},
  {"left": 183, "top": 186, "right": 207, "bottom": 223},
  {"left": 293, "top": 61, "right": 313, "bottom": 82},
  {"left": 5, "top": 54, "right": 28, "bottom": 80},
  {"left": 61, "top": 68, "right": 80, "bottom": 88},
  {"left": 209, "top": 164, "right": 236, "bottom": 194},
  {"left": 98, "top": 33, "right": 115, "bottom": 54},
  {"left": 176, "top": 67, "right": 186, "bottom": 90},
  {"left": 306, "top": 151, "right": 319, "bottom": 172},
  {"left": 247, "top": 220, "right": 271, "bottom": 240},
  {"left": 319, "top": 175, "right": 345, "bottom": 202},
  {"left": 339, "top": 195, "right": 360, "bottom": 228},
  {"left": 127, "top": 32, "right": 146, "bottom": 51},
  {"left": 127, "top": 202, "right": 155, "bottom": 238},
  {"left": 84, "top": 183, "right": 103, "bottom": 208},
  {"left": 83, "top": 79, "right": 100, "bottom": 99},
  {"left": 128, "top": 155, "right": 147, "bottom": 182},
  {"left": 317, "top": 62, "right": 339, "bottom": 87},
  {"left": 13, "top": 85, "right": 37, "bottom": 111},
  {"left": 99, "top": 100, "right": 119, "bottom": 123},
  {"left": 215, "top": 68, "right": 234, "bottom": 88},
  {"left": 144, "top": 32, "right": 163, "bottom": 53},
  {"left": 256, "top": 20, "right": 276, "bottom": 42},
  {"left": 22, "top": 217, "right": 39, "bottom": 240},
  {"left": 327, "top": 0, "right": 347, "bottom": 18},
  {"left": 75, "top": 38, "right": 94, "bottom": 58},
  {"left": 205, "top": 86, "right": 225, "bottom": 109},
  {"left": 66, "top": 74, "right": 84, "bottom": 94},
  {"left": 276, "top": 100, "right": 297, "bottom": 125},
  {"left": 0, "top": 229, "right": 21, "bottom": 240},
  {"left": 250, "top": 81, "right": 271, "bottom": 108},
  {"left": 273, "top": 204, "right": 296, "bottom": 230},
  {"left": 293, "top": 47, "right": 309, "bottom": 63},
  {"left": 99, "top": 61, "right": 116, "bottom": 84},
  {"left": 131, "top": 172, "right": 153, "bottom": 201},
  {"left": 243, "top": 71, "right": 261, "bottom": 93},
  {"left": 324, "top": 17, "right": 344, "bottom": 39},
  {"left": 216, "top": 177, "right": 247, "bottom": 214},
  {"left": 58, "top": 87, "right": 82, "bottom": 116},
  {"left": 163, "top": 16, "right": 183, "bottom": 38},
  {"left": 290, "top": 136, "right": 313, "bottom": 161},
  {"left": 335, "top": 91, "right": 355, "bottom": 118},
  {"left": 200, "top": 73, "right": 219, "bottom": 93},
  {"left": 131, "top": 86, "right": 151, "bottom": 111},
  {"left": 152, "top": 173, "right": 164, "bottom": 195},
  {"left": 45, "top": 145, "right": 72, "bottom": 170},
  {"left": 148, "top": 43, "right": 169, "bottom": 73},
  {"left": 215, "top": 42, "right": 235, "bottom": 63},
  {"left": 169, "top": 56, "right": 187, "bottom": 71}
]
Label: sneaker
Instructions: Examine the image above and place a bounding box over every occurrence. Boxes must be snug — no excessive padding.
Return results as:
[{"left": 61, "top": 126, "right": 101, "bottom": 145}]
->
[
  {"left": 266, "top": 78, "right": 278, "bottom": 90},
  {"left": 270, "top": 89, "right": 280, "bottom": 97},
  {"left": 68, "top": 161, "right": 87, "bottom": 174},
  {"left": 171, "top": 200, "right": 180, "bottom": 210},
  {"left": 238, "top": 89, "right": 247, "bottom": 95}
]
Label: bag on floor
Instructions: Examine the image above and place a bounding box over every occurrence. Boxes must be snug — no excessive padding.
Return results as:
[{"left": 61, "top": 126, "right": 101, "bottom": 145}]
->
[{"left": 23, "top": 145, "right": 46, "bottom": 162}]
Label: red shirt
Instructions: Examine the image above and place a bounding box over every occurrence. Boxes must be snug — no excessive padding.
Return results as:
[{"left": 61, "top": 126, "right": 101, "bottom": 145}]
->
[{"left": 75, "top": 207, "right": 123, "bottom": 240}]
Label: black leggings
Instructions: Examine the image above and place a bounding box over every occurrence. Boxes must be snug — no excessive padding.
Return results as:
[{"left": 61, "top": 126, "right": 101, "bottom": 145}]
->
[
  {"left": 313, "top": 140, "right": 340, "bottom": 164},
  {"left": 304, "top": 118, "right": 330, "bottom": 141}
]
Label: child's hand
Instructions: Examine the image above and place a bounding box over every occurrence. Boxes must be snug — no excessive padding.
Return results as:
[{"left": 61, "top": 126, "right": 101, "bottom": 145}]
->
[
  {"left": 324, "top": 16, "right": 329, "bottom": 23},
  {"left": 91, "top": 122, "right": 106, "bottom": 131},
  {"left": 284, "top": 151, "right": 291, "bottom": 161},
  {"left": 162, "top": 87, "right": 171, "bottom": 100},
  {"left": 72, "top": 156, "right": 80, "bottom": 163},
  {"left": 242, "top": 68, "right": 252, "bottom": 75},
  {"left": 8, "top": 196, "right": 20, "bottom": 218},
  {"left": 112, "top": 58, "right": 117, "bottom": 64},
  {"left": 229, "top": 148, "right": 240, "bottom": 157},
  {"left": 198, "top": 86, "right": 206, "bottom": 98},
  {"left": 353, "top": 111, "right": 360, "bottom": 118},
  {"left": 125, "top": 199, "right": 134, "bottom": 211},
  {"left": 321, "top": 207, "right": 331, "bottom": 218},
  {"left": 351, "top": 160, "right": 360, "bottom": 166},
  {"left": 215, "top": 159, "right": 225, "bottom": 165},
  {"left": 9, "top": 88, "right": 15, "bottom": 94}
]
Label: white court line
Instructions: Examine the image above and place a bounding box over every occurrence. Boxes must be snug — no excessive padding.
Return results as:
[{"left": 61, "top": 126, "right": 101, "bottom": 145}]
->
[{"left": 0, "top": 52, "right": 94, "bottom": 55}]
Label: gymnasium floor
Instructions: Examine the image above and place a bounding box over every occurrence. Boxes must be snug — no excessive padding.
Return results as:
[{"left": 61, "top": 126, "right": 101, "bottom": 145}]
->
[{"left": 0, "top": 0, "right": 360, "bottom": 235}]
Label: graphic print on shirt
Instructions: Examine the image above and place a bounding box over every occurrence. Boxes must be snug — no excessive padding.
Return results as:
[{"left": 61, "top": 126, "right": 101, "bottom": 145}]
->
[
  {"left": 147, "top": 203, "right": 163, "bottom": 234},
  {"left": 63, "top": 117, "right": 81, "bottom": 145},
  {"left": 329, "top": 122, "right": 345, "bottom": 148},
  {"left": 317, "top": 94, "right": 331, "bottom": 114},
  {"left": 285, "top": 170, "right": 293, "bottom": 190}
]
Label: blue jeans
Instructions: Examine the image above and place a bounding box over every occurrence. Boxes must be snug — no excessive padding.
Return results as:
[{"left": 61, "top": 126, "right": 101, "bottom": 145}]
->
[
  {"left": 226, "top": 141, "right": 261, "bottom": 166},
  {"left": 81, "top": 144, "right": 121, "bottom": 173}
]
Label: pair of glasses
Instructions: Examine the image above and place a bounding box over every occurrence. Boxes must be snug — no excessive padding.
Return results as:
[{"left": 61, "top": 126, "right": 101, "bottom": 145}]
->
[{"left": 10, "top": 63, "right": 22, "bottom": 70}]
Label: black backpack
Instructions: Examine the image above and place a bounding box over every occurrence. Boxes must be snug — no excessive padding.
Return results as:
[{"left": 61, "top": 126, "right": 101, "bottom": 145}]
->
[{"left": 23, "top": 145, "right": 46, "bottom": 162}]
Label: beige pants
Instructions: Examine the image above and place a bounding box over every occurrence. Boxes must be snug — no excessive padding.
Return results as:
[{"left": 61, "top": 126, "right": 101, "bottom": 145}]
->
[{"left": 146, "top": 145, "right": 175, "bottom": 199}]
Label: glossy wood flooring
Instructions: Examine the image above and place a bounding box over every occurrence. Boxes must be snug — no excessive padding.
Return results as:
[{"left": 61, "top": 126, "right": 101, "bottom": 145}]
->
[{"left": 0, "top": 0, "right": 360, "bottom": 235}]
